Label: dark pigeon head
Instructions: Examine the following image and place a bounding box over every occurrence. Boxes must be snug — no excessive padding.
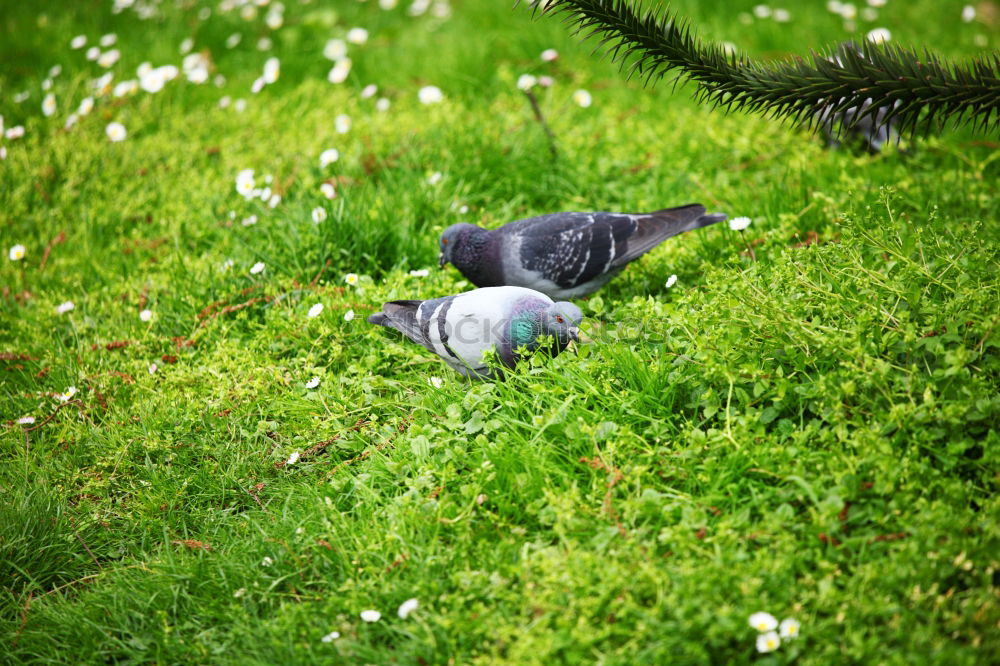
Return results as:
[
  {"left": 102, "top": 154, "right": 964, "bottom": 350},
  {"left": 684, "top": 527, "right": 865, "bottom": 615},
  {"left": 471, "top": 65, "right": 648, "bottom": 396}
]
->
[
  {"left": 543, "top": 301, "right": 583, "bottom": 345},
  {"left": 438, "top": 223, "right": 481, "bottom": 269}
]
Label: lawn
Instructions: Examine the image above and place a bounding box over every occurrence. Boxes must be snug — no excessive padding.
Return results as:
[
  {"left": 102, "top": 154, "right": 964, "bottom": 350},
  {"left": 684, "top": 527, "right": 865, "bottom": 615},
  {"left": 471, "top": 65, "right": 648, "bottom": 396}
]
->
[{"left": 2, "top": 0, "right": 999, "bottom": 663}]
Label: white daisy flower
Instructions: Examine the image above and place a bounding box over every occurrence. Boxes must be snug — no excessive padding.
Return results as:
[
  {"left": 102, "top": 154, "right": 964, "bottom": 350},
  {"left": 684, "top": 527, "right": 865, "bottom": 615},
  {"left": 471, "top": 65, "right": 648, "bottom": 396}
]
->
[
  {"left": 71, "top": 35, "right": 87, "bottom": 49},
  {"left": 78, "top": 96, "right": 95, "bottom": 115},
  {"left": 17, "top": 416, "right": 36, "bottom": 425},
  {"left": 219, "top": 96, "right": 231, "bottom": 109},
  {"left": 748, "top": 611, "right": 778, "bottom": 632},
  {"left": 359, "top": 610, "right": 381, "bottom": 623},
  {"left": 323, "top": 39, "right": 348, "bottom": 61},
  {"left": 106, "top": 122, "right": 127, "bottom": 142},
  {"left": 779, "top": 618, "right": 800, "bottom": 639},
  {"left": 263, "top": 57, "right": 280, "bottom": 84},
  {"left": 56, "top": 301, "right": 75, "bottom": 314},
  {"left": 839, "top": 3, "right": 858, "bottom": 19},
  {"left": 428, "top": 376, "right": 443, "bottom": 388},
  {"left": 572, "top": 89, "right": 592, "bottom": 107},
  {"left": 408, "top": 0, "right": 431, "bottom": 15},
  {"left": 286, "top": 451, "right": 300, "bottom": 465},
  {"left": 265, "top": 9, "right": 284, "bottom": 30},
  {"left": 305, "top": 377, "right": 321, "bottom": 389},
  {"left": 64, "top": 113, "right": 79, "bottom": 130},
  {"left": 140, "top": 70, "right": 166, "bottom": 94},
  {"left": 179, "top": 37, "right": 194, "bottom": 54},
  {"left": 380, "top": 0, "right": 398, "bottom": 9},
  {"left": 375, "top": 97, "right": 390, "bottom": 112},
  {"left": 148, "top": 363, "right": 158, "bottom": 374},
  {"left": 538, "top": 75, "right": 554, "bottom": 88},
  {"left": 5, "top": 126, "right": 25, "bottom": 140},
  {"left": 729, "top": 216, "right": 752, "bottom": 231},
  {"left": 517, "top": 74, "right": 537, "bottom": 91},
  {"left": 347, "top": 27, "right": 369, "bottom": 45},
  {"left": 98, "top": 49, "right": 121, "bottom": 68},
  {"left": 0, "top": 147, "right": 6, "bottom": 160},
  {"left": 42, "top": 93, "right": 57, "bottom": 117},
  {"left": 241, "top": 215, "right": 257, "bottom": 226},
  {"left": 42, "top": 78, "right": 53, "bottom": 91},
  {"left": 360, "top": 83, "right": 378, "bottom": 99},
  {"left": 343, "top": 309, "right": 355, "bottom": 322},
  {"left": 756, "top": 631, "right": 780, "bottom": 653},
  {"left": 541, "top": 48, "right": 558, "bottom": 62},
  {"left": 226, "top": 33, "right": 242, "bottom": 49},
  {"left": 774, "top": 8, "right": 790, "bottom": 22},
  {"left": 665, "top": 274, "right": 677, "bottom": 288},
  {"left": 344, "top": 273, "right": 359, "bottom": 285},
  {"left": 100, "top": 33, "right": 117, "bottom": 47},
  {"left": 427, "top": 171, "right": 443, "bottom": 185},
  {"left": 319, "top": 148, "right": 339, "bottom": 167},
  {"left": 86, "top": 46, "right": 101, "bottom": 61},
  {"left": 257, "top": 37, "right": 273, "bottom": 51},
  {"left": 57, "top": 386, "right": 78, "bottom": 402},
  {"left": 113, "top": 80, "right": 137, "bottom": 98},
  {"left": 861, "top": 7, "right": 878, "bottom": 20},
  {"left": 251, "top": 77, "right": 266, "bottom": 94},
  {"left": 308, "top": 303, "right": 324, "bottom": 318},
  {"left": 753, "top": 5, "right": 772, "bottom": 19},
  {"left": 139, "top": 309, "right": 153, "bottom": 322},
  {"left": 320, "top": 631, "right": 340, "bottom": 643},
  {"left": 311, "top": 207, "right": 327, "bottom": 224},
  {"left": 187, "top": 66, "right": 208, "bottom": 84},
  {"left": 261, "top": 556, "right": 273, "bottom": 567},
  {"left": 867, "top": 0, "right": 887, "bottom": 7},
  {"left": 866, "top": 27, "right": 891, "bottom": 43},
  {"left": 268, "top": 193, "right": 281, "bottom": 208},
  {"left": 236, "top": 169, "right": 256, "bottom": 196},
  {"left": 962, "top": 5, "right": 976, "bottom": 22},
  {"left": 234, "top": 99, "right": 247, "bottom": 112},
  {"left": 320, "top": 182, "right": 337, "bottom": 199},
  {"left": 9, "top": 244, "right": 26, "bottom": 261},
  {"left": 250, "top": 261, "right": 266, "bottom": 275},
  {"left": 335, "top": 114, "right": 351, "bottom": 133},
  {"left": 409, "top": 269, "right": 430, "bottom": 277},
  {"left": 221, "top": 259, "right": 235, "bottom": 272},
  {"left": 327, "top": 58, "right": 352, "bottom": 84},
  {"left": 418, "top": 85, "right": 443, "bottom": 104},
  {"left": 397, "top": 598, "right": 418, "bottom": 619}
]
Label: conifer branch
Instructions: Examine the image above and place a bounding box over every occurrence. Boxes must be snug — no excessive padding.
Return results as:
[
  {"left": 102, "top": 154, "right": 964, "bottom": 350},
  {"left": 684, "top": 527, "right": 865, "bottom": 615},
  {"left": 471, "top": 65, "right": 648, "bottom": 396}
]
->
[{"left": 531, "top": 0, "right": 1000, "bottom": 137}]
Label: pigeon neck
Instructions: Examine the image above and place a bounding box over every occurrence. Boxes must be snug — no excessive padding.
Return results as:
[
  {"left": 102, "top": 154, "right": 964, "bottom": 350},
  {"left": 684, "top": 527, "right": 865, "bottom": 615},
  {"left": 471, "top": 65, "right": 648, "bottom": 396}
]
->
[{"left": 451, "top": 227, "right": 498, "bottom": 287}]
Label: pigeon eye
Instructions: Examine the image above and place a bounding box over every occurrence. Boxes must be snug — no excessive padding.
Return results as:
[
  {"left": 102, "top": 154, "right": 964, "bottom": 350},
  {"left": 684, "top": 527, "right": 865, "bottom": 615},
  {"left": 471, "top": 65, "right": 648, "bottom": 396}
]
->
[
  {"left": 556, "top": 315, "right": 564, "bottom": 324},
  {"left": 442, "top": 238, "right": 449, "bottom": 245}
]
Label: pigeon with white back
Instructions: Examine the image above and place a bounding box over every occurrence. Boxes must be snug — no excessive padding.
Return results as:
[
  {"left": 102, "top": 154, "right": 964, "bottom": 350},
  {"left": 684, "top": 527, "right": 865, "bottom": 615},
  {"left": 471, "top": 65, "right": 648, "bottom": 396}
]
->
[
  {"left": 368, "top": 286, "right": 582, "bottom": 378},
  {"left": 438, "top": 204, "right": 726, "bottom": 299}
]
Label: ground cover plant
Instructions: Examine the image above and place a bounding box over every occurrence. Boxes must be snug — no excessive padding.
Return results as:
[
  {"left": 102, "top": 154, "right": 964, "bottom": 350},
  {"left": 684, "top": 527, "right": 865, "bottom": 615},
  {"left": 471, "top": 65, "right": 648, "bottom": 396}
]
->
[{"left": 2, "top": 0, "right": 999, "bottom": 663}]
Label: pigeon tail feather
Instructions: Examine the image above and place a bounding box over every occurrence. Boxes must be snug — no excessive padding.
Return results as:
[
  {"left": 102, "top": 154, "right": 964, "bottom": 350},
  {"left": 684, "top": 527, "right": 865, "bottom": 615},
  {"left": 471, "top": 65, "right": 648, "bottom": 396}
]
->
[
  {"left": 369, "top": 300, "right": 432, "bottom": 350},
  {"left": 611, "top": 204, "right": 726, "bottom": 267}
]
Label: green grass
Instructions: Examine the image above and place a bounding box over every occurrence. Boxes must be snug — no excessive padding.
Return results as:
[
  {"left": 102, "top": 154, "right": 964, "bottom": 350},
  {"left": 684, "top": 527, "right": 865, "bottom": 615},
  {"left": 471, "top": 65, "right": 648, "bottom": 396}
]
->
[{"left": 2, "top": 0, "right": 999, "bottom": 663}]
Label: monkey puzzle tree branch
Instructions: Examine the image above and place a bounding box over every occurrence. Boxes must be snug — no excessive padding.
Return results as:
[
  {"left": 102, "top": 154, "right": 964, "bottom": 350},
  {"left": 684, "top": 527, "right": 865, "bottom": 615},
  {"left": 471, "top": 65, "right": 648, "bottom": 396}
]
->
[{"left": 531, "top": 0, "right": 1000, "bottom": 137}]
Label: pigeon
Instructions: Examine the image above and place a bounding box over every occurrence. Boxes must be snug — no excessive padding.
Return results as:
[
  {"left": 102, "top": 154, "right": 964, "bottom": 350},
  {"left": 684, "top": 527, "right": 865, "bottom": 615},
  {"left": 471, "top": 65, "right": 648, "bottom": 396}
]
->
[
  {"left": 367, "top": 286, "right": 582, "bottom": 378},
  {"left": 438, "top": 204, "right": 726, "bottom": 299}
]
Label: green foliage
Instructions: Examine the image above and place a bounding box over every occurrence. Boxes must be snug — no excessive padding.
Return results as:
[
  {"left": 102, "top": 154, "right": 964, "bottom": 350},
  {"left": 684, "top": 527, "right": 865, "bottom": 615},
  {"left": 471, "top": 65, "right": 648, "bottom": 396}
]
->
[
  {"left": 536, "top": 0, "right": 1000, "bottom": 136},
  {"left": 1, "top": 0, "right": 999, "bottom": 664}
]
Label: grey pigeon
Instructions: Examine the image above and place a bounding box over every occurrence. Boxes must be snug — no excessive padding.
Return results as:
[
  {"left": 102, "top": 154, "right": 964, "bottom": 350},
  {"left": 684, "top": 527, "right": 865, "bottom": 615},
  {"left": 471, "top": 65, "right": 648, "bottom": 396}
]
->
[
  {"left": 438, "top": 204, "right": 726, "bottom": 299},
  {"left": 367, "top": 286, "right": 582, "bottom": 378}
]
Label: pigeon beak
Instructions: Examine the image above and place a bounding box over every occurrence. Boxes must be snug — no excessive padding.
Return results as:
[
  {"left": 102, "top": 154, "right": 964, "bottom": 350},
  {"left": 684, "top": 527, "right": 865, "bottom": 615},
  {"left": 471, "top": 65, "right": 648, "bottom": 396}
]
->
[
  {"left": 569, "top": 327, "right": 580, "bottom": 343},
  {"left": 438, "top": 253, "right": 447, "bottom": 269}
]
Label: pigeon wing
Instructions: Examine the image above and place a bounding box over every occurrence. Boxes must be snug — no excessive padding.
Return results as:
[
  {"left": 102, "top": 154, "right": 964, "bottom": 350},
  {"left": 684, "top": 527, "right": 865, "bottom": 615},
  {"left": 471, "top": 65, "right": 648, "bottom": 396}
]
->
[{"left": 512, "top": 213, "right": 637, "bottom": 289}]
